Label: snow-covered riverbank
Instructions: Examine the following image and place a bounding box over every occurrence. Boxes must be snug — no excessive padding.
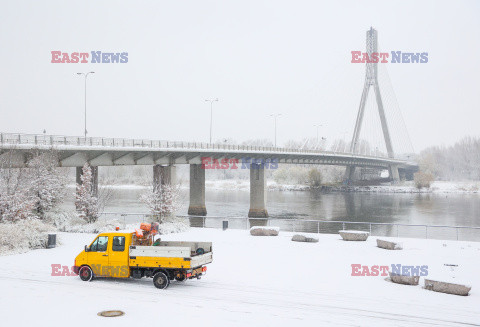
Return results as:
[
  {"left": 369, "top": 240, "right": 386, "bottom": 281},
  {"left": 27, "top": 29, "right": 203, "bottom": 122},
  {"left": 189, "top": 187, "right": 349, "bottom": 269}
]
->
[
  {"left": 1, "top": 228, "right": 479, "bottom": 326},
  {"left": 208, "top": 180, "right": 480, "bottom": 194},
  {"left": 92, "top": 180, "right": 480, "bottom": 194},
  {"left": 205, "top": 179, "right": 310, "bottom": 191},
  {"left": 334, "top": 181, "right": 480, "bottom": 194}
]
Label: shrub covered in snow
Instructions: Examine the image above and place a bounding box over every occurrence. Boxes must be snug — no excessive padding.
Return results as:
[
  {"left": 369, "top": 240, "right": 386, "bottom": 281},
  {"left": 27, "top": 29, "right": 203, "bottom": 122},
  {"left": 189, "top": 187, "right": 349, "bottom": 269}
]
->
[
  {"left": 155, "top": 216, "right": 189, "bottom": 234},
  {"left": 414, "top": 171, "right": 435, "bottom": 189},
  {"left": 0, "top": 192, "right": 37, "bottom": 222},
  {"left": 0, "top": 219, "right": 55, "bottom": 255},
  {"left": 62, "top": 219, "right": 123, "bottom": 234},
  {"left": 45, "top": 210, "right": 84, "bottom": 231},
  {"left": 308, "top": 168, "right": 322, "bottom": 187}
]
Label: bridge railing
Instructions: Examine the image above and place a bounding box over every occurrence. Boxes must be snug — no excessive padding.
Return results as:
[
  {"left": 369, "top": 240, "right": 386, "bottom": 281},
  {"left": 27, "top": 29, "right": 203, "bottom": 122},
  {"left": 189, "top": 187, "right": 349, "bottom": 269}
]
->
[
  {"left": 98, "top": 212, "right": 480, "bottom": 242},
  {"left": 0, "top": 132, "right": 401, "bottom": 160}
]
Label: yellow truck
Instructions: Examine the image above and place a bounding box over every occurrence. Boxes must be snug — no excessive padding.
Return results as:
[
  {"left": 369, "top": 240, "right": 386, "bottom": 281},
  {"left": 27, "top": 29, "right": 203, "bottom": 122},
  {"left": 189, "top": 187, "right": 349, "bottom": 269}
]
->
[{"left": 74, "top": 231, "right": 213, "bottom": 289}]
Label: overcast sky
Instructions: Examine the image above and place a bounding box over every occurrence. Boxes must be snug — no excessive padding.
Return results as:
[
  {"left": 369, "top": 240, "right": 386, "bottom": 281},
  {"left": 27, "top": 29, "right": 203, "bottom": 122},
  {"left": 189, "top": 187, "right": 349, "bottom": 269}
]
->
[{"left": 1, "top": 0, "right": 479, "bottom": 152}]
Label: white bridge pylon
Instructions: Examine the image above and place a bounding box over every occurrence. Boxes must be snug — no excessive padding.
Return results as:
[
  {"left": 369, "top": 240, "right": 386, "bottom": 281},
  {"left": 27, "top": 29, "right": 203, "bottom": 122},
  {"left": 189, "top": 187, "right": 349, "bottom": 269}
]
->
[
  {"left": 347, "top": 27, "right": 399, "bottom": 182},
  {"left": 350, "top": 27, "right": 394, "bottom": 159}
]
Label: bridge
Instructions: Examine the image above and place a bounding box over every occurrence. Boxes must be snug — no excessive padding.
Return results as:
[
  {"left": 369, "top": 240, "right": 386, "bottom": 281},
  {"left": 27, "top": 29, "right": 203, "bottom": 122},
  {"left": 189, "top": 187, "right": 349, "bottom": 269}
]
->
[
  {"left": 0, "top": 27, "right": 419, "bottom": 218},
  {"left": 0, "top": 132, "right": 417, "bottom": 218}
]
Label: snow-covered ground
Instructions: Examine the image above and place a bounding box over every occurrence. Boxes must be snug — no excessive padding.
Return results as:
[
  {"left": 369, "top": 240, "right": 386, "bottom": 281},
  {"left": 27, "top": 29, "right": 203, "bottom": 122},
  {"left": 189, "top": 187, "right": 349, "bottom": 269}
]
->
[{"left": 1, "top": 228, "right": 479, "bottom": 326}]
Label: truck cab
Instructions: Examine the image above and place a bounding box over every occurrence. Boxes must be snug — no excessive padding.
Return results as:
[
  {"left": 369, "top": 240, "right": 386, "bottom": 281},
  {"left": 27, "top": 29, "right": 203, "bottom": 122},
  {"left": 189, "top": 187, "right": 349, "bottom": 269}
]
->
[{"left": 75, "top": 232, "right": 132, "bottom": 278}]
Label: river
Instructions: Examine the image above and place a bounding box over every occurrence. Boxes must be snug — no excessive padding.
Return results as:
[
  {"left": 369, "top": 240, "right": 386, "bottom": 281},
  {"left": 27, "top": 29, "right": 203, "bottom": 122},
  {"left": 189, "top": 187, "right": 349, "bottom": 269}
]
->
[{"left": 62, "top": 186, "right": 480, "bottom": 240}]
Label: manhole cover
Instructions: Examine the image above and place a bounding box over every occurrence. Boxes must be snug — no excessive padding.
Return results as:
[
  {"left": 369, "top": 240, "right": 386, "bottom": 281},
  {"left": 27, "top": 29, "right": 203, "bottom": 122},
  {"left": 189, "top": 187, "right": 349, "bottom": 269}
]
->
[{"left": 97, "top": 310, "right": 125, "bottom": 317}]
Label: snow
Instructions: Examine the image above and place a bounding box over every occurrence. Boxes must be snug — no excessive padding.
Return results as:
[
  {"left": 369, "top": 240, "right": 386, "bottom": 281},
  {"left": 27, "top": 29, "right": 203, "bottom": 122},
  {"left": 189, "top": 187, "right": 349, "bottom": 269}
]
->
[{"left": 1, "top": 229, "right": 479, "bottom": 326}]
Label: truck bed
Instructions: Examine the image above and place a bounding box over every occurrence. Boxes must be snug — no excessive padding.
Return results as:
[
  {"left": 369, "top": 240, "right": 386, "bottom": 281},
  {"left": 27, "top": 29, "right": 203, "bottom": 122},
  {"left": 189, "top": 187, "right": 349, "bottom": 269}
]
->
[{"left": 128, "top": 242, "right": 213, "bottom": 269}]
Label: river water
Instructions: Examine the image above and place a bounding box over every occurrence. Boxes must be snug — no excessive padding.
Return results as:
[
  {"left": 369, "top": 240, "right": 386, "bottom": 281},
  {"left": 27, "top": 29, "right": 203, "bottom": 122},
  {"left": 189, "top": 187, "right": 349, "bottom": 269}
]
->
[{"left": 62, "top": 187, "right": 480, "bottom": 240}]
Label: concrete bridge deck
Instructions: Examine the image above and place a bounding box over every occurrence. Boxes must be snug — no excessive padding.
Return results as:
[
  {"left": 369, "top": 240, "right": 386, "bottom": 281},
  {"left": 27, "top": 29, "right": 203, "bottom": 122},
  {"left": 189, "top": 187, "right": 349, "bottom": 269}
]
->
[
  {"left": 0, "top": 133, "right": 417, "bottom": 170},
  {"left": 0, "top": 133, "right": 418, "bottom": 218}
]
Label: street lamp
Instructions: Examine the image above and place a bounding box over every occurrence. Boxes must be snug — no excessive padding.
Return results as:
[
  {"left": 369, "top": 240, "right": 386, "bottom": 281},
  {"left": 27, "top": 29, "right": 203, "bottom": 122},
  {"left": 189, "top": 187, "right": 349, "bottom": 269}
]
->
[
  {"left": 205, "top": 98, "right": 218, "bottom": 144},
  {"left": 313, "top": 124, "right": 323, "bottom": 144},
  {"left": 340, "top": 131, "right": 348, "bottom": 153},
  {"left": 77, "top": 72, "right": 95, "bottom": 138},
  {"left": 270, "top": 114, "right": 282, "bottom": 147}
]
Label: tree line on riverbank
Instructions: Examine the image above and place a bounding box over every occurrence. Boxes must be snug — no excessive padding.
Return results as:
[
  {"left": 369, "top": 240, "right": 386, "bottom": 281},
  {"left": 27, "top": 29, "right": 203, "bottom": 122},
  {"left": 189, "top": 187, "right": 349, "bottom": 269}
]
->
[{"left": 418, "top": 136, "right": 480, "bottom": 181}]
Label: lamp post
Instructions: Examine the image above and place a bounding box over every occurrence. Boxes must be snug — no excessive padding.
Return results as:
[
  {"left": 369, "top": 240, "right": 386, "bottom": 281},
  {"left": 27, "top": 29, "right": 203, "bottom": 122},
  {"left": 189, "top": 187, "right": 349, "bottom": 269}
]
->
[
  {"left": 77, "top": 72, "right": 95, "bottom": 139},
  {"left": 205, "top": 98, "right": 218, "bottom": 144},
  {"left": 270, "top": 114, "right": 282, "bottom": 147},
  {"left": 313, "top": 124, "right": 323, "bottom": 145}
]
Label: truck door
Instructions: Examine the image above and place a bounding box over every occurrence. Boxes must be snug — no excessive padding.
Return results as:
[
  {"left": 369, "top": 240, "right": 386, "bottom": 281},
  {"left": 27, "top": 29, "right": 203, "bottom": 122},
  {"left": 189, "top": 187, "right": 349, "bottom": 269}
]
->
[
  {"left": 87, "top": 235, "right": 109, "bottom": 276},
  {"left": 108, "top": 235, "right": 130, "bottom": 278}
]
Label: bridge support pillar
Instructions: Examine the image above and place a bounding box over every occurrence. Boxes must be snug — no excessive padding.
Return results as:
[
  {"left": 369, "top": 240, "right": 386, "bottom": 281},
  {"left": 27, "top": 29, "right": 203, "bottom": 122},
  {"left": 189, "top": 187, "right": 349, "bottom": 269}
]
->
[
  {"left": 389, "top": 165, "right": 400, "bottom": 183},
  {"left": 344, "top": 166, "right": 356, "bottom": 184},
  {"left": 188, "top": 164, "right": 207, "bottom": 216},
  {"left": 404, "top": 169, "right": 415, "bottom": 181},
  {"left": 76, "top": 165, "right": 98, "bottom": 197},
  {"left": 153, "top": 164, "right": 176, "bottom": 189},
  {"left": 248, "top": 163, "right": 268, "bottom": 218}
]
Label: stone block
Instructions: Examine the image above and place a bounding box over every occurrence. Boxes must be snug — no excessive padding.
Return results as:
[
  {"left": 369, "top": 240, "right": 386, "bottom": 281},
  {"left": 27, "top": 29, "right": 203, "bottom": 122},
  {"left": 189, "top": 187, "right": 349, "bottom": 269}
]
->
[
  {"left": 339, "top": 230, "right": 369, "bottom": 241},
  {"left": 292, "top": 234, "right": 319, "bottom": 243},
  {"left": 250, "top": 226, "right": 279, "bottom": 236},
  {"left": 377, "top": 239, "right": 403, "bottom": 250},
  {"left": 424, "top": 279, "right": 471, "bottom": 296}
]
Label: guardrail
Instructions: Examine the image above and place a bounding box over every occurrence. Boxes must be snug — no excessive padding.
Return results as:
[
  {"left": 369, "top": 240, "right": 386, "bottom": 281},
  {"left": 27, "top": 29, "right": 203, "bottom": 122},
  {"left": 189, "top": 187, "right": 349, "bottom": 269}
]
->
[
  {"left": 98, "top": 212, "right": 480, "bottom": 242},
  {"left": 0, "top": 132, "right": 405, "bottom": 161}
]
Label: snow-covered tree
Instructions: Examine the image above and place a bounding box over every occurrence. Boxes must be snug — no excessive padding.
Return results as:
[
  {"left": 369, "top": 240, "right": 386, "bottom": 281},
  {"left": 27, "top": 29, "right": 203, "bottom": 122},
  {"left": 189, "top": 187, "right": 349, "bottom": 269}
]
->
[
  {"left": 28, "top": 152, "right": 67, "bottom": 219},
  {"left": 140, "top": 184, "right": 180, "bottom": 223},
  {"left": 75, "top": 163, "right": 99, "bottom": 223},
  {"left": 0, "top": 150, "right": 66, "bottom": 222}
]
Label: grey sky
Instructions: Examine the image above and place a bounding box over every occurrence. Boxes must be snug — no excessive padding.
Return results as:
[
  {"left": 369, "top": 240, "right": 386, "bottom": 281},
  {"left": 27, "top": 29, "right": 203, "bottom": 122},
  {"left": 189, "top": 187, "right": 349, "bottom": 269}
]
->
[{"left": 1, "top": 0, "right": 479, "bottom": 152}]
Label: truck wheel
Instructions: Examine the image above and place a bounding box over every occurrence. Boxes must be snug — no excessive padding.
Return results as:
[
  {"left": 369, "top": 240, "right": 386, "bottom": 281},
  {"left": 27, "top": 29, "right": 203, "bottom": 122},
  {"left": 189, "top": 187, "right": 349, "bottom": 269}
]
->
[
  {"left": 153, "top": 272, "right": 170, "bottom": 289},
  {"left": 79, "top": 266, "right": 94, "bottom": 282}
]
